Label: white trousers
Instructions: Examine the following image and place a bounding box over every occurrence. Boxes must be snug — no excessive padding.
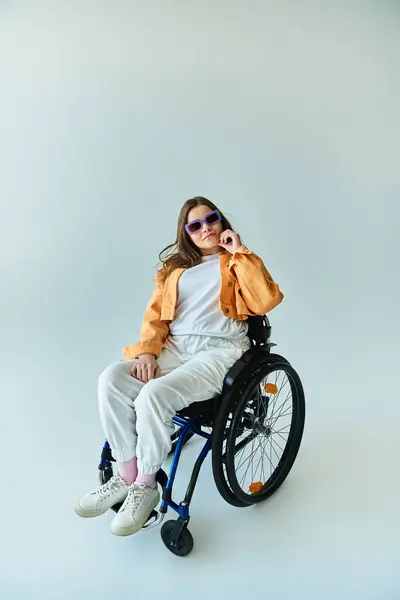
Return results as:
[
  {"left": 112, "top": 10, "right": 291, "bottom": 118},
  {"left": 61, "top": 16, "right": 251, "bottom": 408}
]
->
[{"left": 98, "top": 334, "right": 250, "bottom": 474}]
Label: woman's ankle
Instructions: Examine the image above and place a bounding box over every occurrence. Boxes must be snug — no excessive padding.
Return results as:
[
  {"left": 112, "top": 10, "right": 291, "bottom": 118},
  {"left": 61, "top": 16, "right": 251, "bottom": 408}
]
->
[
  {"left": 119, "top": 457, "right": 138, "bottom": 485},
  {"left": 135, "top": 472, "right": 156, "bottom": 488}
]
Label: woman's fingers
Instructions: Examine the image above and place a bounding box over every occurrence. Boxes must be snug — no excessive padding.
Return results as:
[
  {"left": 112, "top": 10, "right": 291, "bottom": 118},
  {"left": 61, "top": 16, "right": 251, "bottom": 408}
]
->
[
  {"left": 130, "top": 363, "right": 142, "bottom": 381},
  {"left": 130, "top": 361, "right": 158, "bottom": 382},
  {"left": 146, "top": 363, "right": 154, "bottom": 382},
  {"left": 138, "top": 363, "right": 148, "bottom": 383}
]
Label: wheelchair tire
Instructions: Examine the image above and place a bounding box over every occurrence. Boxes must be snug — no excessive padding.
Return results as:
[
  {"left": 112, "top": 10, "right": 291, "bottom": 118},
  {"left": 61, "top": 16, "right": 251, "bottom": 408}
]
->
[
  {"left": 212, "top": 357, "right": 305, "bottom": 506},
  {"left": 161, "top": 520, "right": 194, "bottom": 557},
  {"left": 211, "top": 420, "right": 249, "bottom": 508}
]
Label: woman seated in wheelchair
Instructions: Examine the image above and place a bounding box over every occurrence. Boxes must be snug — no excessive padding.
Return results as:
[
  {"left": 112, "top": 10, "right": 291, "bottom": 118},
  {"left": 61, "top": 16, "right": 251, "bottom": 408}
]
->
[{"left": 75, "top": 196, "right": 283, "bottom": 537}]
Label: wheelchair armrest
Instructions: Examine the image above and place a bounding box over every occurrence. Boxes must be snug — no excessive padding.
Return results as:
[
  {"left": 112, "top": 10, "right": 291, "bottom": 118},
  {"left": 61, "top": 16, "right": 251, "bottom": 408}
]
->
[{"left": 221, "top": 313, "right": 275, "bottom": 396}]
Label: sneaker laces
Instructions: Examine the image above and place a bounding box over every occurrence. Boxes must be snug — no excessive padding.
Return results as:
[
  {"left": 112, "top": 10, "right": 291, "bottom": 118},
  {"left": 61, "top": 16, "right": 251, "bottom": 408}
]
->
[
  {"left": 96, "top": 473, "right": 125, "bottom": 499},
  {"left": 120, "top": 483, "right": 149, "bottom": 514}
]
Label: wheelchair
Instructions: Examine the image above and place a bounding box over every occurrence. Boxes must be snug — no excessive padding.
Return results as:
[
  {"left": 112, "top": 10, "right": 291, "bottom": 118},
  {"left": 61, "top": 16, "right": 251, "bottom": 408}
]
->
[{"left": 97, "top": 315, "right": 305, "bottom": 556}]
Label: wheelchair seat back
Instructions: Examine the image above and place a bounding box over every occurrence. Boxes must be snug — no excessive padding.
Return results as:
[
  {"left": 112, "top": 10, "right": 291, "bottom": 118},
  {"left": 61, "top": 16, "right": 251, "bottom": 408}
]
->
[{"left": 246, "top": 315, "right": 271, "bottom": 345}]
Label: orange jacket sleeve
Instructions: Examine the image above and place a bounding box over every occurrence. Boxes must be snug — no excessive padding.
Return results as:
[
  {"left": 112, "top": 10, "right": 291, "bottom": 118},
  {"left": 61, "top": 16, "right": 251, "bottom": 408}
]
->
[
  {"left": 228, "top": 245, "right": 284, "bottom": 315},
  {"left": 122, "top": 270, "right": 169, "bottom": 360}
]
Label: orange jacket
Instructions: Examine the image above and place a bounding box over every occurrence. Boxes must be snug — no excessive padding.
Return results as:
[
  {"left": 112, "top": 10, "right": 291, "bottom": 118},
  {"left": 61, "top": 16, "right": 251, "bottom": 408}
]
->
[{"left": 122, "top": 245, "right": 284, "bottom": 360}]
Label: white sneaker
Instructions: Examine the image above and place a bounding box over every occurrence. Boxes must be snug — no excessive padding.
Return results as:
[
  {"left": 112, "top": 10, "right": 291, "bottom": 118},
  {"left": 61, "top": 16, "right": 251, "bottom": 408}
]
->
[
  {"left": 75, "top": 472, "right": 129, "bottom": 518},
  {"left": 110, "top": 483, "right": 160, "bottom": 536}
]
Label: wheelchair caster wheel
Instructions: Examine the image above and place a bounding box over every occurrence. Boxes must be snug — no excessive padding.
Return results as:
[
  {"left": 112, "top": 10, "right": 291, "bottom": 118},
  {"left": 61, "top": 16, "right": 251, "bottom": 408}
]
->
[{"left": 161, "top": 520, "right": 194, "bottom": 557}]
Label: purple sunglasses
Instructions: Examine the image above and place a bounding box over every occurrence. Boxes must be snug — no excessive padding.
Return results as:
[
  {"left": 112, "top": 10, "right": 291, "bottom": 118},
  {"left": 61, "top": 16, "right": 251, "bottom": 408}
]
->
[{"left": 185, "top": 209, "right": 222, "bottom": 235}]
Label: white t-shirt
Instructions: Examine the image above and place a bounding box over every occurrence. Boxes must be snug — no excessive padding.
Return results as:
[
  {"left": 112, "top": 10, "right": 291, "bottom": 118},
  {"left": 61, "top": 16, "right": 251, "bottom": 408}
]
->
[{"left": 169, "top": 252, "right": 249, "bottom": 341}]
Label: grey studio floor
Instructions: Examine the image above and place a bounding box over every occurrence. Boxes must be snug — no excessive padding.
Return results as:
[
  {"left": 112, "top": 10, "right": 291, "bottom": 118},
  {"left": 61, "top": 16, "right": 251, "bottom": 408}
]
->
[
  {"left": 3, "top": 330, "right": 398, "bottom": 600},
  {"left": 1, "top": 2, "right": 399, "bottom": 600}
]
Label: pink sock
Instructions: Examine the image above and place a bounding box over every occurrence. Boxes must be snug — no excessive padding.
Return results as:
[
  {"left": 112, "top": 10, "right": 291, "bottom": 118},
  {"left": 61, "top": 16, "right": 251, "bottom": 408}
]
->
[
  {"left": 135, "top": 472, "right": 156, "bottom": 488},
  {"left": 119, "top": 457, "right": 138, "bottom": 485}
]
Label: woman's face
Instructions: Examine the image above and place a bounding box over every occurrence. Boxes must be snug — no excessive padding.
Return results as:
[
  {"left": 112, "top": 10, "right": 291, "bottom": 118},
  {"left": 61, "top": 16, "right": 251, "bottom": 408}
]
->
[{"left": 186, "top": 204, "right": 223, "bottom": 255}]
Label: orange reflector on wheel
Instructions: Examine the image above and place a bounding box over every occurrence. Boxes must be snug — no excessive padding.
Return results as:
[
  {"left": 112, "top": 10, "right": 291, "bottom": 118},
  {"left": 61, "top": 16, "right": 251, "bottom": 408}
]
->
[
  {"left": 249, "top": 481, "right": 263, "bottom": 493},
  {"left": 264, "top": 383, "right": 278, "bottom": 394}
]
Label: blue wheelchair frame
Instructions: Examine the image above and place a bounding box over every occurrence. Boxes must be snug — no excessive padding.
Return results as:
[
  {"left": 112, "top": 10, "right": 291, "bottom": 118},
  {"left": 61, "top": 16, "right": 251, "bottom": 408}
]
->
[{"left": 160, "top": 416, "right": 212, "bottom": 520}]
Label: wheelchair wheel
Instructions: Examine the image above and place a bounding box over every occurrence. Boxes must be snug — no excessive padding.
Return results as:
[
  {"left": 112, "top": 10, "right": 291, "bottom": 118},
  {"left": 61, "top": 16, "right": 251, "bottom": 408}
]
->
[
  {"left": 161, "top": 520, "right": 194, "bottom": 557},
  {"left": 213, "top": 358, "right": 305, "bottom": 505}
]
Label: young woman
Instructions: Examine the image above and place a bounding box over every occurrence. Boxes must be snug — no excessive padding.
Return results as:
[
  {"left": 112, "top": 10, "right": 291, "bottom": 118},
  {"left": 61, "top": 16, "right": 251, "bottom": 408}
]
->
[{"left": 75, "top": 197, "right": 283, "bottom": 536}]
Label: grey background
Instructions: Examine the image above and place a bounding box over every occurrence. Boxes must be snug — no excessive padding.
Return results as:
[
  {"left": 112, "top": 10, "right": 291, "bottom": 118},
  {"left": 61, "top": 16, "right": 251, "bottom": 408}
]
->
[{"left": 0, "top": 1, "right": 399, "bottom": 599}]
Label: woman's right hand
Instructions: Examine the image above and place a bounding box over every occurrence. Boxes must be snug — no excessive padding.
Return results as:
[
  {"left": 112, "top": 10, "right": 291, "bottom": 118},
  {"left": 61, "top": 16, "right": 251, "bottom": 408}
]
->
[{"left": 130, "top": 354, "right": 161, "bottom": 383}]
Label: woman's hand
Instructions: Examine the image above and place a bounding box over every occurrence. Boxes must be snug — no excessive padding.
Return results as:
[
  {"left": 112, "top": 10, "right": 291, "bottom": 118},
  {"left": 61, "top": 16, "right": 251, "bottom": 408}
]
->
[
  {"left": 130, "top": 354, "right": 161, "bottom": 383},
  {"left": 219, "top": 229, "right": 242, "bottom": 254}
]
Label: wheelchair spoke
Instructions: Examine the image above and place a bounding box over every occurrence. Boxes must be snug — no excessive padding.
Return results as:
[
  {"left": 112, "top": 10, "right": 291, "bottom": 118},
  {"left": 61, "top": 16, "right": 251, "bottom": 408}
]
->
[
  {"left": 269, "top": 386, "right": 291, "bottom": 423},
  {"left": 261, "top": 431, "right": 273, "bottom": 479},
  {"left": 251, "top": 436, "right": 255, "bottom": 483},
  {"left": 272, "top": 377, "right": 290, "bottom": 413},
  {"left": 258, "top": 434, "right": 266, "bottom": 483},
  {"left": 233, "top": 406, "right": 287, "bottom": 489},
  {"left": 239, "top": 443, "right": 260, "bottom": 488},
  {"left": 270, "top": 390, "right": 291, "bottom": 420},
  {"left": 258, "top": 372, "right": 288, "bottom": 420},
  {"left": 268, "top": 433, "right": 285, "bottom": 455},
  {"left": 267, "top": 436, "right": 283, "bottom": 463},
  {"left": 270, "top": 382, "right": 289, "bottom": 415},
  {"left": 255, "top": 432, "right": 274, "bottom": 481},
  {"left": 263, "top": 435, "right": 279, "bottom": 466},
  {"left": 274, "top": 426, "right": 289, "bottom": 444},
  {"left": 234, "top": 438, "right": 250, "bottom": 471},
  {"left": 237, "top": 430, "right": 274, "bottom": 488},
  {"left": 252, "top": 435, "right": 267, "bottom": 482},
  {"left": 269, "top": 429, "right": 273, "bottom": 476},
  {"left": 236, "top": 440, "right": 261, "bottom": 472},
  {"left": 250, "top": 449, "right": 263, "bottom": 486},
  {"left": 269, "top": 394, "right": 293, "bottom": 431},
  {"left": 272, "top": 424, "right": 291, "bottom": 434},
  {"left": 270, "top": 408, "right": 292, "bottom": 429},
  {"left": 270, "top": 428, "right": 290, "bottom": 444},
  {"left": 250, "top": 430, "right": 257, "bottom": 484}
]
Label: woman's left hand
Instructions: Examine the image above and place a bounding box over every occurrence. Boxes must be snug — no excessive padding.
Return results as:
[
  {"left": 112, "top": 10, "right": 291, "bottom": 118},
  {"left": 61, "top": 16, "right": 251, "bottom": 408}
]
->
[{"left": 219, "top": 229, "right": 242, "bottom": 254}]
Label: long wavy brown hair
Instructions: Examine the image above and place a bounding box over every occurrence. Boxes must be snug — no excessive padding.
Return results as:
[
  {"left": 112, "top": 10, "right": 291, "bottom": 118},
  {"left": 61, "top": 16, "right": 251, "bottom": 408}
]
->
[{"left": 157, "top": 197, "right": 235, "bottom": 284}]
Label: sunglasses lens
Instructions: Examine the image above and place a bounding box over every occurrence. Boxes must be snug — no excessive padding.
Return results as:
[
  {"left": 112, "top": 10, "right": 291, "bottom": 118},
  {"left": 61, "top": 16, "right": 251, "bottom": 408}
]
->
[
  {"left": 188, "top": 221, "right": 201, "bottom": 233},
  {"left": 206, "top": 211, "right": 219, "bottom": 224}
]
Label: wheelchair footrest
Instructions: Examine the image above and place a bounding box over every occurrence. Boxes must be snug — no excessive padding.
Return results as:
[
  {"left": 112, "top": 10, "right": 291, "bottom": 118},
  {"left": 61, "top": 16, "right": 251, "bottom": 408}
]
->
[
  {"left": 142, "top": 509, "right": 165, "bottom": 530},
  {"left": 109, "top": 505, "right": 164, "bottom": 529}
]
